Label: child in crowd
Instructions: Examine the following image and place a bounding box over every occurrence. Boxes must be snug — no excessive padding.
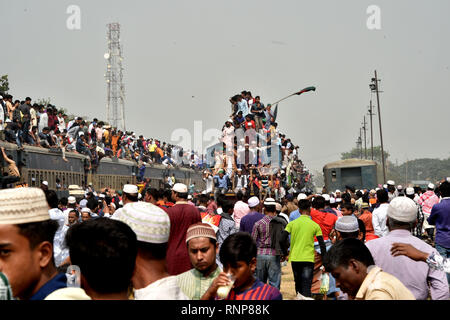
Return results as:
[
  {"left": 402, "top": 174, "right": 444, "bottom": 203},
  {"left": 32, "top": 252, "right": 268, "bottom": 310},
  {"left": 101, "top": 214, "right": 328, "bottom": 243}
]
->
[{"left": 201, "top": 232, "right": 282, "bottom": 300}]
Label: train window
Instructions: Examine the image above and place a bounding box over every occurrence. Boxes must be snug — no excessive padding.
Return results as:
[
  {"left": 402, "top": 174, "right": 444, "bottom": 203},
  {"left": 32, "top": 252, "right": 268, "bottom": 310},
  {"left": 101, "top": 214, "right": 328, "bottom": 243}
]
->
[{"left": 332, "top": 170, "right": 337, "bottom": 182}]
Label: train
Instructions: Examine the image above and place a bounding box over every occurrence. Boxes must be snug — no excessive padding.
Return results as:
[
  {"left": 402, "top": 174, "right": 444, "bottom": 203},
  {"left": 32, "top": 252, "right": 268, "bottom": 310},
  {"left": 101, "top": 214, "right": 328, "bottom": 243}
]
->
[
  {"left": 323, "top": 159, "right": 379, "bottom": 192},
  {"left": 0, "top": 141, "right": 205, "bottom": 193}
]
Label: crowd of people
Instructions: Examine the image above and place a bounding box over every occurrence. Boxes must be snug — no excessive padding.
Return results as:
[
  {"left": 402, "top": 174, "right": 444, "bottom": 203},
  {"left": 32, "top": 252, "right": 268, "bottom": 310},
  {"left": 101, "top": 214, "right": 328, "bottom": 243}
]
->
[
  {"left": 0, "top": 175, "right": 449, "bottom": 300},
  {"left": 0, "top": 94, "right": 205, "bottom": 173},
  {"left": 202, "top": 90, "right": 312, "bottom": 203},
  {"left": 0, "top": 90, "right": 448, "bottom": 302}
]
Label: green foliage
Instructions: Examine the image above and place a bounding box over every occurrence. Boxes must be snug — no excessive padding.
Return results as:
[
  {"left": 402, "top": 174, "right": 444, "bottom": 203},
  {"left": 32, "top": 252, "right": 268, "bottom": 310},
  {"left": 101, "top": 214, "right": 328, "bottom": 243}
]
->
[
  {"left": 341, "top": 146, "right": 449, "bottom": 184},
  {"left": 36, "top": 97, "right": 51, "bottom": 106},
  {"left": 389, "top": 158, "right": 450, "bottom": 184},
  {"left": 341, "top": 146, "right": 389, "bottom": 164},
  {"left": 0, "top": 75, "right": 9, "bottom": 93}
]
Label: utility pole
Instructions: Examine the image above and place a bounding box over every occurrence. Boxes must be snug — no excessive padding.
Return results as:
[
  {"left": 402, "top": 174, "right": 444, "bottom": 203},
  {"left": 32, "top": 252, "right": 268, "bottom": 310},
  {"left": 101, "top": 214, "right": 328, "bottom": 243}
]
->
[
  {"left": 368, "top": 100, "right": 375, "bottom": 160},
  {"left": 372, "top": 70, "right": 386, "bottom": 183},
  {"left": 405, "top": 159, "right": 408, "bottom": 186},
  {"left": 362, "top": 116, "right": 368, "bottom": 159},
  {"left": 357, "top": 129, "right": 362, "bottom": 159}
]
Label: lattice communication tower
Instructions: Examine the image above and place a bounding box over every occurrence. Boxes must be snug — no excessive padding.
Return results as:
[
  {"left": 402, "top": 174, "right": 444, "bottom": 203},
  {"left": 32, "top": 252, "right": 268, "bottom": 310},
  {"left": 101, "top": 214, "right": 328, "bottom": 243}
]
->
[{"left": 104, "top": 22, "right": 125, "bottom": 131}]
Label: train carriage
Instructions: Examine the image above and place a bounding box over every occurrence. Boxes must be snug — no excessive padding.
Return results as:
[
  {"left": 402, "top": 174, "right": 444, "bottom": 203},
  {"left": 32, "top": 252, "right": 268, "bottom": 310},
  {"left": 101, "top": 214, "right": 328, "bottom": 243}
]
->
[
  {"left": 0, "top": 141, "right": 204, "bottom": 192},
  {"left": 323, "top": 159, "right": 379, "bottom": 192}
]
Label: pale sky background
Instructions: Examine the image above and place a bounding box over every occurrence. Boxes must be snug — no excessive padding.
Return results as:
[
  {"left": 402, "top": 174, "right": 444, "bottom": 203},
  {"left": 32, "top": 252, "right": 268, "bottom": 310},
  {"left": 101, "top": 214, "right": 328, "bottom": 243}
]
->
[{"left": 1, "top": 0, "right": 450, "bottom": 171}]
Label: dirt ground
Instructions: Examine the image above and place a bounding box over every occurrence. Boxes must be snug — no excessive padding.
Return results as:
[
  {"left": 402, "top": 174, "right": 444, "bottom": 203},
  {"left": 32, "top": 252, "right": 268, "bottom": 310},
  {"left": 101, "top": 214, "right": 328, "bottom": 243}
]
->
[{"left": 280, "top": 262, "right": 297, "bottom": 300}]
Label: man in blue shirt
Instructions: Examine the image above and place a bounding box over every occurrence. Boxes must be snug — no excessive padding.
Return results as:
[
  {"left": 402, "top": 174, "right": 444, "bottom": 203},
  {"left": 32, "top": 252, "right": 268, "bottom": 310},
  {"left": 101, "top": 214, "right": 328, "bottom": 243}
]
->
[
  {"left": 240, "top": 197, "right": 264, "bottom": 233},
  {"left": 213, "top": 169, "right": 230, "bottom": 201},
  {"left": 289, "top": 193, "right": 308, "bottom": 222},
  {"left": 428, "top": 180, "right": 450, "bottom": 285}
]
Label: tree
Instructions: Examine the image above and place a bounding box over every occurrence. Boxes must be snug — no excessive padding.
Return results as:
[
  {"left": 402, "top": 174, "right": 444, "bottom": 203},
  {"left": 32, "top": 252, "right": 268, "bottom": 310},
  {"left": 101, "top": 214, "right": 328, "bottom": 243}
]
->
[
  {"left": 341, "top": 145, "right": 389, "bottom": 164},
  {"left": 0, "top": 75, "right": 9, "bottom": 93},
  {"left": 36, "top": 97, "right": 51, "bottom": 106}
]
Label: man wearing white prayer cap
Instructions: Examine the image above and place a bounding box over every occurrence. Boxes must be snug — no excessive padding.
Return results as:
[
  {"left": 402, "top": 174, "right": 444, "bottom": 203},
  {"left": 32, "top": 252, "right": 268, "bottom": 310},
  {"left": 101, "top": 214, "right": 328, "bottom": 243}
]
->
[
  {"left": 332, "top": 216, "right": 361, "bottom": 243},
  {"left": 289, "top": 194, "right": 311, "bottom": 222},
  {"left": 297, "top": 193, "right": 307, "bottom": 201},
  {"left": 165, "top": 182, "right": 202, "bottom": 275},
  {"left": 239, "top": 196, "right": 264, "bottom": 234},
  {"left": 404, "top": 187, "right": 424, "bottom": 237},
  {"left": 417, "top": 182, "right": 440, "bottom": 242},
  {"left": 366, "top": 197, "right": 450, "bottom": 300},
  {"left": 386, "top": 180, "right": 397, "bottom": 202},
  {"left": 113, "top": 201, "right": 188, "bottom": 300},
  {"left": 112, "top": 184, "right": 139, "bottom": 220},
  {"left": 41, "top": 180, "right": 49, "bottom": 191},
  {"left": 0, "top": 188, "right": 68, "bottom": 300}
]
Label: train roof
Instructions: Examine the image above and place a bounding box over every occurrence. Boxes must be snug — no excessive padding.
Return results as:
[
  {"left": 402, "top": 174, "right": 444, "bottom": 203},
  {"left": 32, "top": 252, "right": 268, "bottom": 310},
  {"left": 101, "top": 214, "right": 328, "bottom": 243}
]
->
[
  {"left": 0, "top": 140, "right": 88, "bottom": 160},
  {"left": 323, "top": 158, "right": 377, "bottom": 170}
]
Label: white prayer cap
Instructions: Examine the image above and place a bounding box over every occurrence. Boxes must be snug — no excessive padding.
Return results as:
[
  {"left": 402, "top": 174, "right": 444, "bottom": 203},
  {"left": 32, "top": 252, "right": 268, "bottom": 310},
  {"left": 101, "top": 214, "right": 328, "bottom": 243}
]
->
[
  {"left": 79, "top": 199, "right": 88, "bottom": 208},
  {"left": 112, "top": 202, "right": 170, "bottom": 244},
  {"left": 335, "top": 189, "right": 341, "bottom": 193},
  {"left": 447, "top": 177, "right": 450, "bottom": 183},
  {"left": 5, "top": 119, "right": 12, "bottom": 123},
  {"left": 81, "top": 208, "right": 91, "bottom": 214},
  {"left": 226, "top": 119, "right": 233, "bottom": 123},
  {"left": 297, "top": 193, "right": 307, "bottom": 201},
  {"left": 336, "top": 198, "right": 342, "bottom": 203},
  {"left": 187, "top": 194, "right": 193, "bottom": 200},
  {"left": 248, "top": 196, "right": 260, "bottom": 208},
  {"left": 264, "top": 198, "right": 276, "bottom": 206},
  {"left": 428, "top": 183, "right": 435, "bottom": 189},
  {"left": 405, "top": 187, "right": 415, "bottom": 196},
  {"left": 78, "top": 131, "right": 84, "bottom": 136},
  {"left": 110, "top": 203, "right": 116, "bottom": 209},
  {"left": 323, "top": 194, "right": 330, "bottom": 202},
  {"left": 397, "top": 185, "right": 403, "bottom": 190},
  {"left": 201, "top": 190, "right": 207, "bottom": 195},
  {"left": 68, "top": 196, "right": 76, "bottom": 204},
  {"left": 387, "top": 180, "right": 395, "bottom": 186},
  {"left": 0, "top": 188, "right": 50, "bottom": 224},
  {"left": 375, "top": 187, "right": 381, "bottom": 191},
  {"left": 42, "top": 181, "right": 49, "bottom": 186},
  {"left": 370, "top": 189, "right": 376, "bottom": 194},
  {"left": 172, "top": 183, "right": 188, "bottom": 193},
  {"left": 335, "top": 216, "right": 359, "bottom": 233},
  {"left": 387, "top": 197, "right": 417, "bottom": 222},
  {"left": 123, "top": 184, "right": 138, "bottom": 194},
  {"left": 93, "top": 192, "right": 98, "bottom": 196},
  {"left": 138, "top": 193, "right": 142, "bottom": 200},
  {"left": 383, "top": 184, "right": 387, "bottom": 189},
  {"left": 330, "top": 197, "right": 336, "bottom": 204},
  {"left": 0, "top": 95, "right": 3, "bottom": 99},
  {"left": 99, "top": 193, "right": 106, "bottom": 198}
]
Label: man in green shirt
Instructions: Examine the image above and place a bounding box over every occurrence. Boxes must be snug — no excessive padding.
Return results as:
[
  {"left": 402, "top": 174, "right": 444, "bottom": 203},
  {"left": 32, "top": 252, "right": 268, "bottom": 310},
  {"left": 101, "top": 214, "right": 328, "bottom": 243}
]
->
[
  {"left": 284, "top": 198, "right": 326, "bottom": 297},
  {"left": 176, "top": 223, "right": 222, "bottom": 299}
]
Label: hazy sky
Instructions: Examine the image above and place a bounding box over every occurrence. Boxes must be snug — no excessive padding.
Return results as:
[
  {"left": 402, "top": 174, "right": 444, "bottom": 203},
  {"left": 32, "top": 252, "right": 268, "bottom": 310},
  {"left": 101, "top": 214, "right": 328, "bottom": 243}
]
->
[{"left": 2, "top": 0, "right": 449, "bottom": 171}]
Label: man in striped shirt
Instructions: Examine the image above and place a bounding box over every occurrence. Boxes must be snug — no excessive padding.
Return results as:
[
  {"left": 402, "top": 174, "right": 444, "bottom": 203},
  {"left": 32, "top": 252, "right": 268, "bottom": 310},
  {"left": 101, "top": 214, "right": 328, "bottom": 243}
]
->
[
  {"left": 176, "top": 223, "right": 222, "bottom": 299},
  {"left": 202, "top": 232, "right": 282, "bottom": 300},
  {"left": 251, "top": 198, "right": 282, "bottom": 289}
]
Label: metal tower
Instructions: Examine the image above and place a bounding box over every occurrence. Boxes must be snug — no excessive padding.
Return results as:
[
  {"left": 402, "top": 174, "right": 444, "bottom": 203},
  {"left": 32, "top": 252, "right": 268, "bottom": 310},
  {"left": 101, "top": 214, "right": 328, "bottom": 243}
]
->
[{"left": 104, "top": 22, "right": 125, "bottom": 131}]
